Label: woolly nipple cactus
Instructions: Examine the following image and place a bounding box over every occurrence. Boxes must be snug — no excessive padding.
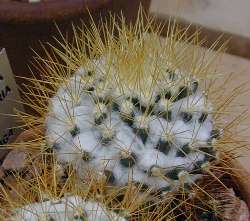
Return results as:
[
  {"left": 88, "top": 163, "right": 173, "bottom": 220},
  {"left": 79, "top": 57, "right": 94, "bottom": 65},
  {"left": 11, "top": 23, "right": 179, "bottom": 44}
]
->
[
  {"left": 1, "top": 158, "right": 132, "bottom": 221},
  {"left": 3, "top": 9, "right": 249, "bottom": 221},
  {"left": 44, "top": 20, "right": 222, "bottom": 194},
  {"left": 9, "top": 195, "right": 126, "bottom": 221}
]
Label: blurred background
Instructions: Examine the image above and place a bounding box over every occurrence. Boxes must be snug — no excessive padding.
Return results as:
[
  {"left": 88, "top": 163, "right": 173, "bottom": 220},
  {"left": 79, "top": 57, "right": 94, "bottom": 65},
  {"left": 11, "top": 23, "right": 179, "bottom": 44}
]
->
[{"left": 151, "top": 0, "right": 250, "bottom": 58}]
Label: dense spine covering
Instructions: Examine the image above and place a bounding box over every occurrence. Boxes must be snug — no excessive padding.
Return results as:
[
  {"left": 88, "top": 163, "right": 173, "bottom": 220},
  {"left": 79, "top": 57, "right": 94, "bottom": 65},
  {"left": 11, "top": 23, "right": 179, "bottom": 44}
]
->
[
  {"left": 9, "top": 195, "right": 126, "bottom": 221},
  {"left": 46, "top": 52, "right": 221, "bottom": 192},
  {"left": 4, "top": 10, "right": 247, "bottom": 221}
]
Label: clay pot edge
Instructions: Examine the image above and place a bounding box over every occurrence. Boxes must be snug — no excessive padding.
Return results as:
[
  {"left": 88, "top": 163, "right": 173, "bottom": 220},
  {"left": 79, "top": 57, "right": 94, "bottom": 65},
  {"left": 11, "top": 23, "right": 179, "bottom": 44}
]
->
[{"left": 0, "top": 0, "right": 112, "bottom": 24}]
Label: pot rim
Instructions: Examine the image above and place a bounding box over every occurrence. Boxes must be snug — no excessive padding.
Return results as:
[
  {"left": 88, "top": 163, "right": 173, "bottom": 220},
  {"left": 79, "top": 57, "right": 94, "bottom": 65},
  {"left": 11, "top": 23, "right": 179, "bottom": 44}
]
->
[{"left": 0, "top": 0, "right": 112, "bottom": 24}]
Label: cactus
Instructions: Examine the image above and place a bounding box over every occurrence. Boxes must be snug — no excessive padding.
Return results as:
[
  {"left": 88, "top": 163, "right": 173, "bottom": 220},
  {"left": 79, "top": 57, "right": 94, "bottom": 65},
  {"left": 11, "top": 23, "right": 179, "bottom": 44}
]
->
[
  {"left": 9, "top": 195, "right": 127, "bottom": 221},
  {"left": 0, "top": 159, "right": 165, "bottom": 221},
  {"left": 45, "top": 27, "right": 221, "bottom": 193},
  {"left": 6, "top": 9, "right": 248, "bottom": 221}
]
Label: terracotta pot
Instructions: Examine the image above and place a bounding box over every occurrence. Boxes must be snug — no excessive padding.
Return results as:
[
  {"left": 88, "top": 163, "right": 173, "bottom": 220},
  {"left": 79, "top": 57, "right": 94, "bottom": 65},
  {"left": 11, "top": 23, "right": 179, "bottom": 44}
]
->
[
  {"left": 230, "top": 160, "right": 250, "bottom": 206},
  {"left": 0, "top": 0, "right": 151, "bottom": 89}
]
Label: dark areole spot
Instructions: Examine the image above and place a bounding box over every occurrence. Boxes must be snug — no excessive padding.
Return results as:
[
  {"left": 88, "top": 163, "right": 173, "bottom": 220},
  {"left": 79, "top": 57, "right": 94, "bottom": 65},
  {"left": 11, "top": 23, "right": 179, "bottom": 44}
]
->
[
  {"left": 121, "top": 113, "right": 134, "bottom": 127},
  {"left": 192, "top": 81, "right": 199, "bottom": 93},
  {"left": 155, "top": 139, "right": 171, "bottom": 155},
  {"left": 74, "top": 211, "right": 87, "bottom": 221},
  {"left": 155, "top": 94, "right": 161, "bottom": 103},
  {"left": 161, "top": 110, "right": 172, "bottom": 121},
  {"left": 159, "top": 186, "right": 172, "bottom": 193},
  {"left": 114, "top": 194, "right": 125, "bottom": 203},
  {"left": 133, "top": 128, "right": 148, "bottom": 144},
  {"left": 167, "top": 69, "right": 176, "bottom": 81},
  {"left": 130, "top": 97, "right": 148, "bottom": 114},
  {"left": 131, "top": 97, "right": 139, "bottom": 107},
  {"left": 165, "top": 167, "right": 183, "bottom": 180},
  {"left": 120, "top": 152, "right": 137, "bottom": 168},
  {"left": 86, "top": 87, "right": 95, "bottom": 92},
  {"left": 175, "top": 86, "right": 189, "bottom": 101},
  {"left": 94, "top": 97, "right": 110, "bottom": 105},
  {"left": 191, "top": 160, "right": 206, "bottom": 174},
  {"left": 112, "top": 102, "right": 120, "bottom": 111},
  {"left": 199, "top": 112, "right": 208, "bottom": 123},
  {"left": 140, "top": 104, "right": 154, "bottom": 114},
  {"left": 87, "top": 70, "right": 94, "bottom": 76},
  {"left": 199, "top": 146, "right": 213, "bottom": 155},
  {"left": 94, "top": 113, "right": 107, "bottom": 125},
  {"left": 180, "top": 112, "right": 192, "bottom": 123},
  {"left": 134, "top": 182, "right": 149, "bottom": 192},
  {"left": 210, "top": 129, "right": 220, "bottom": 139},
  {"left": 82, "top": 151, "right": 91, "bottom": 161},
  {"left": 70, "top": 125, "right": 80, "bottom": 137},
  {"left": 176, "top": 143, "right": 191, "bottom": 157},
  {"left": 165, "top": 91, "right": 172, "bottom": 100},
  {"left": 100, "top": 132, "right": 114, "bottom": 146},
  {"left": 104, "top": 170, "right": 115, "bottom": 184}
]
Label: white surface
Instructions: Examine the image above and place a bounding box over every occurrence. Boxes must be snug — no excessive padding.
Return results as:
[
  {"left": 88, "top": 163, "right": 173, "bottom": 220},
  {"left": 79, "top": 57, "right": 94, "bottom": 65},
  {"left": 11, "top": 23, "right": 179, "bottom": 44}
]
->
[
  {"left": 46, "top": 53, "right": 214, "bottom": 190},
  {"left": 10, "top": 195, "right": 126, "bottom": 221}
]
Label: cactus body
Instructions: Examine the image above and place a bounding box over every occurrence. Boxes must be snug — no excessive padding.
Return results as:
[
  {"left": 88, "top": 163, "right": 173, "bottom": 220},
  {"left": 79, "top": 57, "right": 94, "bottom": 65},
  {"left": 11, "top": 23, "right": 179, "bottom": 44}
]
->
[
  {"left": 3, "top": 10, "right": 247, "bottom": 221},
  {"left": 46, "top": 54, "right": 220, "bottom": 191},
  {"left": 9, "top": 195, "right": 126, "bottom": 221}
]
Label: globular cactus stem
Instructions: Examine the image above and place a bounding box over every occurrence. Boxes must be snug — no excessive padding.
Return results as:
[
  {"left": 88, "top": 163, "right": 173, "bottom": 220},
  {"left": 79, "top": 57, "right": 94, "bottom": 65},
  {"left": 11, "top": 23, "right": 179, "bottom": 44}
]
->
[
  {"left": 9, "top": 195, "right": 127, "bottom": 221},
  {"left": 46, "top": 45, "right": 222, "bottom": 193},
  {"left": 5, "top": 9, "right": 248, "bottom": 221}
]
